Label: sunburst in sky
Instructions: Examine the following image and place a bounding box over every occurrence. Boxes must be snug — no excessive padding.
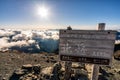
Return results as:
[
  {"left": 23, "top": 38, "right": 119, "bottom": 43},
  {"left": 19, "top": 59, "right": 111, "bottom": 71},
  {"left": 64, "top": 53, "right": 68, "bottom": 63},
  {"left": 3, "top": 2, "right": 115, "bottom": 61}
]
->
[{"left": 36, "top": 5, "right": 49, "bottom": 19}]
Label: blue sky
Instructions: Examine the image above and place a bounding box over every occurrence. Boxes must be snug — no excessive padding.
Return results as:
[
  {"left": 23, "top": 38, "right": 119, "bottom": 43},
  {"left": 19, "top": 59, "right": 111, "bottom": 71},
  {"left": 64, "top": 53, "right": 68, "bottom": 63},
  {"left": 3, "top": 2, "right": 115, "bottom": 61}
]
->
[{"left": 0, "top": 0, "right": 120, "bottom": 30}]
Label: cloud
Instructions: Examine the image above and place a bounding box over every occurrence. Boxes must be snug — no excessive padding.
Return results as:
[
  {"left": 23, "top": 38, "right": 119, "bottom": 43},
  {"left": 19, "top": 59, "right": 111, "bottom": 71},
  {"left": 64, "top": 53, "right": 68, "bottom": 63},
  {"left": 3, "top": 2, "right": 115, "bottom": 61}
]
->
[
  {"left": 0, "top": 29, "right": 15, "bottom": 37},
  {"left": 0, "top": 29, "right": 59, "bottom": 53}
]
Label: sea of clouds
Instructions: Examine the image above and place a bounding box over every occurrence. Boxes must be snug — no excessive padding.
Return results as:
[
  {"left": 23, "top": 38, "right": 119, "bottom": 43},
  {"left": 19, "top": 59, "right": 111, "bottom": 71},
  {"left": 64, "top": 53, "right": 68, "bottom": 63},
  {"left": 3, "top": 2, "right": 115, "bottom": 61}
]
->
[{"left": 0, "top": 29, "right": 59, "bottom": 53}]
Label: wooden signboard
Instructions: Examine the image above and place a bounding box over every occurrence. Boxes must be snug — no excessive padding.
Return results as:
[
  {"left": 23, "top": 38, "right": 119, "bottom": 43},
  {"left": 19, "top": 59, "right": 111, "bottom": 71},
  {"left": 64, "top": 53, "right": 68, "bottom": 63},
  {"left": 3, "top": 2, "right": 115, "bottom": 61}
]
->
[{"left": 59, "top": 30, "right": 116, "bottom": 65}]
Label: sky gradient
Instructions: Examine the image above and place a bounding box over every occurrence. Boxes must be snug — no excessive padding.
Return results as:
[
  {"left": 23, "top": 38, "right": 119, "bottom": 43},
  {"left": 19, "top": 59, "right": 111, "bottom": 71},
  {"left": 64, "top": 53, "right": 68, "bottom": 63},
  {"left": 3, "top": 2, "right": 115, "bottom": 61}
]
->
[{"left": 0, "top": 0, "right": 120, "bottom": 30}]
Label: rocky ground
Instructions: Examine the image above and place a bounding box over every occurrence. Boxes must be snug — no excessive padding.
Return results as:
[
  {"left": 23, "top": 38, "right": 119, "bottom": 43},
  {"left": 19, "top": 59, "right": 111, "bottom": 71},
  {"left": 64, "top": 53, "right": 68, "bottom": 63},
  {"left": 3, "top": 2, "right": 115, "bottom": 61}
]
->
[
  {"left": 0, "top": 51, "right": 120, "bottom": 80},
  {"left": 0, "top": 52, "right": 58, "bottom": 80}
]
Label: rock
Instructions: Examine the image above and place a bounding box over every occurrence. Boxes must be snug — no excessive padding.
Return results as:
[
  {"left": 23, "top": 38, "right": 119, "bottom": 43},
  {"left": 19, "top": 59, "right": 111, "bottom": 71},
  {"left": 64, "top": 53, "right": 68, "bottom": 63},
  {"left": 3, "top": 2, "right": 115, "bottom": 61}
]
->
[
  {"left": 41, "top": 56, "right": 46, "bottom": 59},
  {"left": 40, "top": 63, "right": 62, "bottom": 80},
  {"left": 49, "top": 56, "right": 54, "bottom": 60},
  {"left": 22, "top": 64, "right": 33, "bottom": 72},
  {"left": 19, "top": 76, "right": 24, "bottom": 80},
  {"left": 50, "top": 62, "right": 62, "bottom": 80},
  {"left": 117, "top": 71, "right": 120, "bottom": 74},
  {"left": 74, "top": 69, "right": 88, "bottom": 76},
  {"left": 25, "top": 76, "right": 32, "bottom": 80},
  {"left": 52, "top": 62, "right": 62, "bottom": 72},
  {"left": 0, "top": 74, "right": 2, "bottom": 80},
  {"left": 46, "top": 59, "right": 50, "bottom": 63},
  {"left": 43, "top": 74, "right": 51, "bottom": 80},
  {"left": 50, "top": 60, "right": 57, "bottom": 63},
  {"left": 32, "top": 75, "right": 38, "bottom": 80},
  {"left": 47, "top": 56, "right": 57, "bottom": 63},
  {"left": 85, "top": 64, "right": 93, "bottom": 73},
  {"left": 41, "top": 67, "right": 53, "bottom": 75},
  {"left": 27, "top": 73, "right": 33, "bottom": 77},
  {"left": 41, "top": 67, "right": 53, "bottom": 79},
  {"left": 34, "top": 59, "right": 37, "bottom": 62},
  {"left": 14, "top": 69, "right": 27, "bottom": 76},
  {"left": 108, "top": 72, "right": 114, "bottom": 76},
  {"left": 33, "top": 64, "right": 41, "bottom": 74},
  {"left": 72, "top": 63, "right": 84, "bottom": 69},
  {"left": 51, "top": 74, "right": 60, "bottom": 80},
  {"left": 19, "top": 74, "right": 38, "bottom": 80},
  {"left": 114, "top": 50, "right": 120, "bottom": 59},
  {"left": 2, "top": 77, "right": 6, "bottom": 80},
  {"left": 10, "top": 69, "right": 27, "bottom": 80},
  {"left": 74, "top": 69, "right": 88, "bottom": 80}
]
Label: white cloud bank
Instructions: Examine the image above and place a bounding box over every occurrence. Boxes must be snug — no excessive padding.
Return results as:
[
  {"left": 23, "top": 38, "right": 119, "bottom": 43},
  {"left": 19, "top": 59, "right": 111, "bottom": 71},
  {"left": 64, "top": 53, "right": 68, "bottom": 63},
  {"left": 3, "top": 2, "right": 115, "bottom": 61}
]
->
[{"left": 0, "top": 29, "right": 59, "bottom": 53}]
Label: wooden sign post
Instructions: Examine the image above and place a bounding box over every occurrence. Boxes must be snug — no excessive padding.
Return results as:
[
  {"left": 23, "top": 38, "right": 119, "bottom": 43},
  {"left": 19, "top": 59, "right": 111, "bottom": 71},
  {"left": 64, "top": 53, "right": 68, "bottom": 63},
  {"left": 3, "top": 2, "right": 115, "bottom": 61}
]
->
[
  {"left": 64, "top": 61, "right": 72, "bottom": 80},
  {"left": 59, "top": 24, "right": 117, "bottom": 80},
  {"left": 92, "top": 23, "right": 106, "bottom": 80},
  {"left": 64, "top": 26, "right": 72, "bottom": 80}
]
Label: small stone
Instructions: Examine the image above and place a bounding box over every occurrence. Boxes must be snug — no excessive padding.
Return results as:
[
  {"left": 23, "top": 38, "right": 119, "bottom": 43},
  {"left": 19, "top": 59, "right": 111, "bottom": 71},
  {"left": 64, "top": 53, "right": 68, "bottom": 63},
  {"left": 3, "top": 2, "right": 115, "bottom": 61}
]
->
[
  {"left": 19, "top": 76, "right": 24, "bottom": 80},
  {"left": 41, "top": 56, "right": 46, "bottom": 59},
  {"left": 46, "top": 59, "right": 49, "bottom": 63},
  {"left": 50, "top": 63, "right": 62, "bottom": 80},
  {"left": 50, "top": 56, "right": 54, "bottom": 60},
  {"left": 14, "top": 69, "right": 27, "bottom": 75},
  {"left": 75, "top": 69, "right": 88, "bottom": 75},
  {"left": 34, "top": 59, "right": 37, "bottom": 62},
  {"left": 117, "top": 71, "right": 120, "bottom": 74},
  {"left": 43, "top": 74, "right": 50, "bottom": 79},
  {"left": 25, "top": 76, "right": 32, "bottom": 80},
  {"left": 22, "top": 64, "right": 33, "bottom": 72},
  {"left": 41, "top": 67, "right": 53, "bottom": 75},
  {"left": 28, "top": 73, "right": 33, "bottom": 77},
  {"left": 32, "top": 75, "right": 37, "bottom": 79},
  {"left": 33, "top": 64, "right": 41, "bottom": 74},
  {"left": 50, "top": 60, "right": 57, "bottom": 63},
  {"left": 0, "top": 75, "right": 2, "bottom": 80},
  {"left": 2, "top": 77, "right": 6, "bottom": 80}
]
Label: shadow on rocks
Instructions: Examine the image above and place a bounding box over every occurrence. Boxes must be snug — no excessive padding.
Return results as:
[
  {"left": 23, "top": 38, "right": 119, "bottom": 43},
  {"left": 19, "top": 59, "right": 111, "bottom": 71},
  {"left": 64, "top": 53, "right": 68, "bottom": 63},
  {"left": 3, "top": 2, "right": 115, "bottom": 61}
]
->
[
  {"left": 9, "top": 69, "right": 27, "bottom": 80},
  {"left": 71, "top": 74, "right": 88, "bottom": 80},
  {"left": 9, "top": 73, "right": 20, "bottom": 80},
  {"left": 99, "top": 67, "right": 109, "bottom": 80}
]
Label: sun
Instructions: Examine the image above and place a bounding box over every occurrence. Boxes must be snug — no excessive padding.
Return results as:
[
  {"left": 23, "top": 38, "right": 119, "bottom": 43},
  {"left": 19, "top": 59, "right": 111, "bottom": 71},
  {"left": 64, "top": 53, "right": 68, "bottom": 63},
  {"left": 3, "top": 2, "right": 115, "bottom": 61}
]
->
[{"left": 37, "top": 6, "right": 49, "bottom": 19}]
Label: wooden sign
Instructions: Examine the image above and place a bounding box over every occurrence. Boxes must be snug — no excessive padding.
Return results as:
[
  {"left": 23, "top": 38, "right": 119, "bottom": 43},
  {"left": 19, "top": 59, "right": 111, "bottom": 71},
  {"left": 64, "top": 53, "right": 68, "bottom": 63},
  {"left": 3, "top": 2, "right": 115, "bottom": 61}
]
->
[{"left": 59, "top": 30, "right": 117, "bottom": 65}]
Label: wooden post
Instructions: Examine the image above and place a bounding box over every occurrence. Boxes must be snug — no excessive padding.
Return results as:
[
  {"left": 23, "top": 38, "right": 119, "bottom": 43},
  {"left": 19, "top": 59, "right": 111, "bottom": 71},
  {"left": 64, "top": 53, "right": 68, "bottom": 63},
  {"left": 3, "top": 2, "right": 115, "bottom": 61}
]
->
[
  {"left": 92, "top": 65, "right": 99, "bottom": 80},
  {"left": 64, "top": 26, "right": 72, "bottom": 80},
  {"left": 98, "top": 23, "right": 105, "bottom": 30},
  {"left": 91, "top": 23, "right": 105, "bottom": 80},
  {"left": 64, "top": 61, "right": 72, "bottom": 80}
]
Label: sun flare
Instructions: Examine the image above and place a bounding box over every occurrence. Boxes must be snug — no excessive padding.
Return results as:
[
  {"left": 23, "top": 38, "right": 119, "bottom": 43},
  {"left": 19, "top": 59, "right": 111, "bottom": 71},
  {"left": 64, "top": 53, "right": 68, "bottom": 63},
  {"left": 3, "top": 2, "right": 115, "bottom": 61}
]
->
[{"left": 37, "top": 6, "right": 49, "bottom": 18}]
